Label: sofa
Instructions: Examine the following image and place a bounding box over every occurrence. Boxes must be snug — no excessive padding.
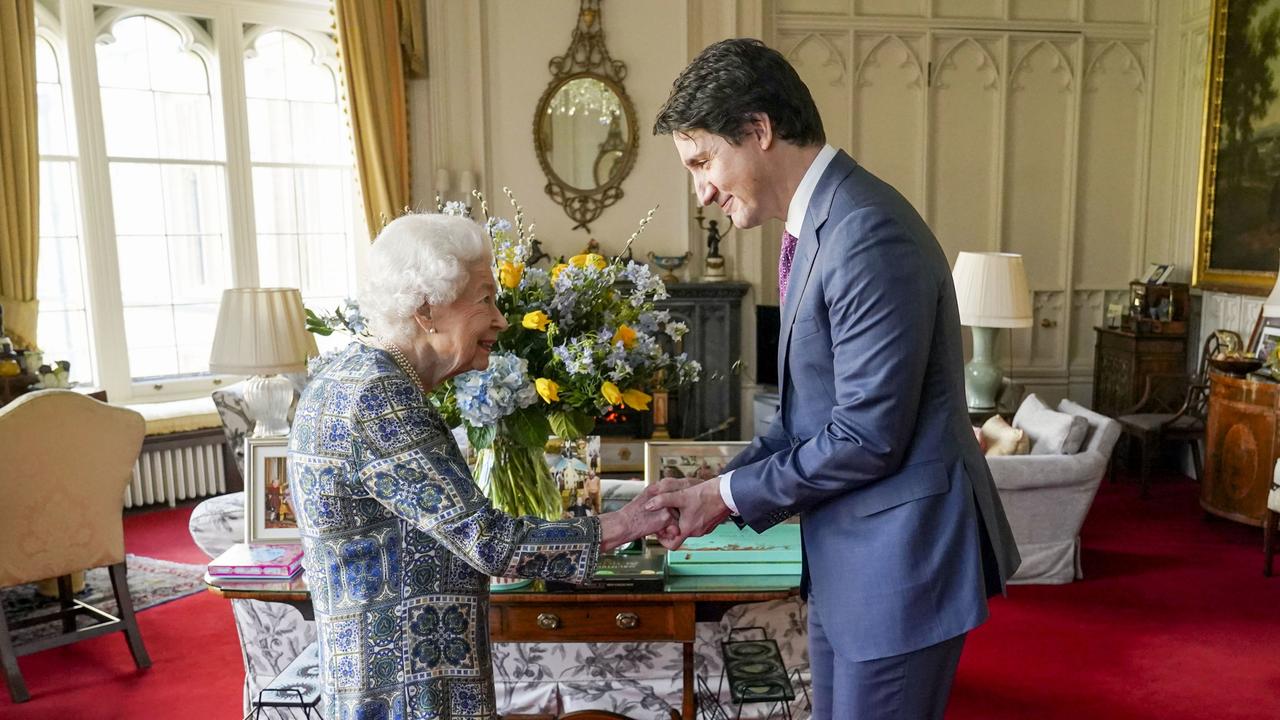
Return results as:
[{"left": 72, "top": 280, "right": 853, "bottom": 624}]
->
[{"left": 987, "top": 397, "right": 1121, "bottom": 584}]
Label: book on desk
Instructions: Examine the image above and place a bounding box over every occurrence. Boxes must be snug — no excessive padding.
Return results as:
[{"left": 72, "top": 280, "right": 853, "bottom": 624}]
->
[{"left": 208, "top": 542, "right": 304, "bottom": 579}]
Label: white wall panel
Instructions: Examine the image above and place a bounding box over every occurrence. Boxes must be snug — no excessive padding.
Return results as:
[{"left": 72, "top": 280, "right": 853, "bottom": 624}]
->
[
  {"left": 1075, "top": 40, "right": 1149, "bottom": 289},
  {"left": 1010, "top": 0, "right": 1078, "bottom": 22},
  {"left": 1004, "top": 38, "right": 1077, "bottom": 292},
  {"left": 852, "top": 33, "right": 927, "bottom": 210},
  {"left": 856, "top": 0, "right": 925, "bottom": 17},
  {"left": 932, "top": 0, "right": 1001, "bottom": 20},
  {"left": 1083, "top": 0, "right": 1154, "bottom": 25},
  {"left": 782, "top": 31, "right": 852, "bottom": 152},
  {"left": 929, "top": 35, "right": 1002, "bottom": 261},
  {"left": 778, "top": 0, "right": 850, "bottom": 15}
]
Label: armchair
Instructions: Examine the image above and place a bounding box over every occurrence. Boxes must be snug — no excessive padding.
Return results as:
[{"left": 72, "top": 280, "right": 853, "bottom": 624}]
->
[
  {"left": 988, "top": 399, "right": 1121, "bottom": 584},
  {"left": 0, "top": 390, "right": 151, "bottom": 702}
]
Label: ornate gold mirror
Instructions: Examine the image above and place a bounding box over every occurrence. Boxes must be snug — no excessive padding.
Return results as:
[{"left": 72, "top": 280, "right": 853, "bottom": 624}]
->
[{"left": 533, "top": 0, "right": 637, "bottom": 232}]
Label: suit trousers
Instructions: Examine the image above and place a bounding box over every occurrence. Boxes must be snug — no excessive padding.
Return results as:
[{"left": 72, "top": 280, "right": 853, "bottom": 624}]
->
[{"left": 807, "top": 594, "right": 966, "bottom": 720}]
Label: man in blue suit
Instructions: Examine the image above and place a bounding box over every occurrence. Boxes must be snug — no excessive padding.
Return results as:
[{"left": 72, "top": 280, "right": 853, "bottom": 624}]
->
[{"left": 647, "top": 39, "right": 1020, "bottom": 719}]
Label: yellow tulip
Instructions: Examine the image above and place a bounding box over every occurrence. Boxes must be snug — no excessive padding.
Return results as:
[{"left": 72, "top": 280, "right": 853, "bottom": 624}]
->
[
  {"left": 621, "top": 389, "right": 652, "bottom": 411},
  {"left": 601, "top": 381, "right": 623, "bottom": 406},
  {"left": 569, "top": 253, "right": 607, "bottom": 270},
  {"left": 522, "top": 311, "right": 551, "bottom": 331},
  {"left": 551, "top": 263, "right": 568, "bottom": 282},
  {"left": 535, "top": 378, "right": 560, "bottom": 403},
  {"left": 611, "top": 325, "right": 637, "bottom": 349},
  {"left": 499, "top": 261, "right": 524, "bottom": 289}
]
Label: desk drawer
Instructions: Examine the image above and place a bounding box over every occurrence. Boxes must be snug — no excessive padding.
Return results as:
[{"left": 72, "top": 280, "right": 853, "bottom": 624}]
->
[{"left": 490, "top": 601, "right": 688, "bottom": 643}]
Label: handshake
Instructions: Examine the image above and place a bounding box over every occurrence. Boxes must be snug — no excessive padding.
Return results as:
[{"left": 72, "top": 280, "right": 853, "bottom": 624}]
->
[{"left": 600, "top": 476, "right": 733, "bottom": 552}]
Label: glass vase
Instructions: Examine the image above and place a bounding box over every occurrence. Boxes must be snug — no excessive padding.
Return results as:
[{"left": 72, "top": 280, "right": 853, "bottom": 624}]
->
[{"left": 475, "top": 433, "right": 561, "bottom": 521}]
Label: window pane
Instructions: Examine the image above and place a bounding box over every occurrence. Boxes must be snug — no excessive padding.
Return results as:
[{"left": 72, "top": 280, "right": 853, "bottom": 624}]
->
[
  {"left": 296, "top": 167, "right": 345, "bottom": 233},
  {"left": 101, "top": 88, "right": 158, "bottom": 157},
  {"left": 173, "top": 302, "right": 219, "bottom": 375},
  {"left": 256, "top": 234, "right": 301, "bottom": 288},
  {"left": 39, "top": 161, "right": 79, "bottom": 237},
  {"left": 110, "top": 163, "right": 165, "bottom": 235},
  {"left": 246, "top": 97, "right": 292, "bottom": 162},
  {"left": 244, "top": 31, "right": 287, "bottom": 99},
  {"left": 252, "top": 166, "right": 297, "bottom": 233},
  {"left": 300, "top": 233, "right": 352, "bottom": 297},
  {"left": 35, "top": 37, "right": 59, "bottom": 84},
  {"left": 37, "top": 83, "right": 70, "bottom": 156},
  {"left": 36, "top": 310, "right": 94, "bottom": 384},
  {"left": 95, "top": 16, "right": 150, "bottom": 90},
  {"left": 38, "top": 233, "right": 87, "bottom": 311},
  {"left": 290, "top": 102, "right": 344, "bottom": 163},
  {"left": 123, "top": 306, "right": 178, "bottom": 378},
  {"left": 168, "top": 234, "right": 230, "bottom": 304},
  {"left": 162, "top": 164, "right": 225, "bottom": 234},
  {"left": 117, "top": 234, "right": 172, "bottom": 305},
  {"left": 144, "top": 15, "right": 207, "bottom": 93},
  {"left": 155, "top": 93, "right": 215, "bottom": 159},
  {"left": 284, "top": 37, "right": 335, "bottom": 103}
]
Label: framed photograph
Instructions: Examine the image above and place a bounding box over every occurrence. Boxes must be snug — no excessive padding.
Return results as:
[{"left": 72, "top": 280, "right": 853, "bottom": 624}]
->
[
  {"left": 1156, "top": 264, "right": 1177, "bottom": 284},
  {"left": 244, "top": 436, "right": 297, "bottom": 543},
  {"left": 1141, "top": 263, "right": 1168, "bottom": 284},
  {"left": 545, "top": 436, "right": 601, "bottom": 518},
  {"left": 599, "top": 437, "right": 645, "bottom": 474},
  {"left": 1254, "top": 318, "right": 1280, "bottom": 362},
  {"left": 1195, "top": 0, "right": 1280, "bottom": 294},
  {"left": 644, "top": 440, "right": 750, "bottom": 486}
]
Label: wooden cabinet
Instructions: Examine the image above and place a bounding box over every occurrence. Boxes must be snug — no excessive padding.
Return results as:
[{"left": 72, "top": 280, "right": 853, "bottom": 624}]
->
[
  {"left": 1091, "top": 327, "right": 1188, "bottom": 417},
  {"left": 1203, "top": 371, "right": 1280, "bottom": 526},
  {"left": 489, "top": 597, "right": 692, "bottom": 644}
]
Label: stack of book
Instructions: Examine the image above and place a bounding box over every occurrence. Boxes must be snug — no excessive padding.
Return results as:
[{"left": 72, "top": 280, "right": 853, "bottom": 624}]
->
[
  {"left": 207, "top": 542, "right": 304, "bottom": 581},
  {"left": 665, "top": 522, "right": 802, "bottom": 591}
]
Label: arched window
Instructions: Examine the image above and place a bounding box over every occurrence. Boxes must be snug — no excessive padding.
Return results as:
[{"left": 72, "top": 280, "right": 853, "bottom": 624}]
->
[
  {"left": 96, "top": 13, "right": 229, "bottom": 379},
  {"left": 243, "top": 29, "right": 362, "bottom": 325},
  {"left": 34, "top": 28, "right": 94, "bottom": 383}
]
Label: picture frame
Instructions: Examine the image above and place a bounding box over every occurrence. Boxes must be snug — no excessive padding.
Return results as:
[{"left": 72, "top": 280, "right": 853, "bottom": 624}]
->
[
  {"left": 244, "top": 436, "right": 297, "bottom": 543},
  {"left": 1141, "top": 263, "right": 1168, "bottom": 284},
  {"left": 1194, "top": 0, "right": 1280, "bottom": 294},
  {"left": 643, "top": 440, "right": 750, "bottom": 486},
  {"left": 545, "top": 436, "right": 602, "bottom": 518},
  {"left": 1253, "top": 317, "right": 1280, "bottom": 362}
]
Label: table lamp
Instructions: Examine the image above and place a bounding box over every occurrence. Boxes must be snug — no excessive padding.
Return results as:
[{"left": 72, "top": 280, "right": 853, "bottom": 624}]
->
[
  {"left": 952, "top": 252, "right": 1033, "bottom": 411},
  {"left": 209, "top": 288, "right": 316, "bottom": 437}
]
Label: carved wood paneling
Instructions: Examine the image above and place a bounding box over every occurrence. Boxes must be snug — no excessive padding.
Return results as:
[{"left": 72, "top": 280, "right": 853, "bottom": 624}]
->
[
  {"left": 1009, "top": 0, "right": 1078, "bottom": 22},
  {"left": 1075, "top": 40, "right": 1149, "bottom": 289},
  {"left": 782, "top": 31, "right": 852, "bottom": 153},
  {"left": 933, "top": 0, "right": 1001, "bottom": 20},
  {"left": 928, "top": 35, "right": 1002, "bottom": 261},
  {"left": 1083, "top": 0, "right": 1154, "bottom": 25},
  {"left": 853, "top": 33, "right": 926, "bottom": 210},
  {"left": 1070, "top": 290, "right": 1105, "bottom": 368},
  {"left": 1005, "top": 38, "right": 1077, "bottom": 291},
  {"left": 856, "top": 0, "right": 926, "bottom": 16}
]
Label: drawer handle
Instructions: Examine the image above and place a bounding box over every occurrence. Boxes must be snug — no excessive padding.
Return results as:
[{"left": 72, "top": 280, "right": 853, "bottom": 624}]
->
[
  {"left": 536, "top": 613, "right": 561, "bottom": 630},
  {"left": 615, "top": 612, "right": 639, "bottom": 630}
]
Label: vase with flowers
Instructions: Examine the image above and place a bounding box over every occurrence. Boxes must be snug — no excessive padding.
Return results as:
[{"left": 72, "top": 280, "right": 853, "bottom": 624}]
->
[{"left": 428, "top": 190, "right": 701, "bottom": 520}]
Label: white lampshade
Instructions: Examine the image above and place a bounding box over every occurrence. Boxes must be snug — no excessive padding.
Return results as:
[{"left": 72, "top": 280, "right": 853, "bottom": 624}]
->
[
  {"left": 952, "top": 252, "right": 1034, "bottom": 328},
  {"left": 209, "top": 288, "right": 316, "bottom": 374}
]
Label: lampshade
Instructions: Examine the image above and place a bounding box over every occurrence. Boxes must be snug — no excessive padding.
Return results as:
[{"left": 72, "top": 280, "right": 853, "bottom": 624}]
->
[
  {"left": 209, "top": 288, "right": 316, "bottom": 374},
  {"left": 952, "top": 252, "right": 1034, "bottom": 328}
]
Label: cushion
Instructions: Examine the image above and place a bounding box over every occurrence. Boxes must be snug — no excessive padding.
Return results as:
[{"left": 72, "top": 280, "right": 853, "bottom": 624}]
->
[
  {"left": 1013, "top": 393, "right": 1089, "bottom": 455},
  {"left": 980, "top": 414, "right": 1030, "bottom": 456},
  {"left": 124, "top": 396, "right": 221, "bottom": 435}
]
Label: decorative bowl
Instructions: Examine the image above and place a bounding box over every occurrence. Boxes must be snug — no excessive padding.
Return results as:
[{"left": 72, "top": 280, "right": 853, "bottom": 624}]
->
[{"left": 1208, "top": 356, "right": 1263, "bottom": 376}]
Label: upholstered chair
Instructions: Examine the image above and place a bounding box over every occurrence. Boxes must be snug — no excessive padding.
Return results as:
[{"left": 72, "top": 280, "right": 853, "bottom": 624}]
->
[{"left": 0, "top": 390, "right": 151, "bottom": 702}]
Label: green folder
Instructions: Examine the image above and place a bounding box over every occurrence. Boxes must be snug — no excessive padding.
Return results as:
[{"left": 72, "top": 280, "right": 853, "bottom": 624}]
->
[{"left": 665, "top": 522, "right": 802, "bottom": 576}]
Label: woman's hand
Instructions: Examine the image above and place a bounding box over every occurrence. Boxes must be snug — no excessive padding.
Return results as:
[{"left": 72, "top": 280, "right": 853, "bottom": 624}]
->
[{"left": 599, "top": 484, "right": 680, "bottom": 552}]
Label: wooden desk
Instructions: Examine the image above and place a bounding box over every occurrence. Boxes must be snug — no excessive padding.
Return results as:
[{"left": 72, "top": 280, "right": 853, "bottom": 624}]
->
[
  {"left": 1203, "top": 370, "right": 1280, "bottom": 525},
  {"left": 205, "top": 571, "right": 798, "bottom": 720},
  {"left": 1092, "top": 326, "right": 1187, "bottom": 417}
]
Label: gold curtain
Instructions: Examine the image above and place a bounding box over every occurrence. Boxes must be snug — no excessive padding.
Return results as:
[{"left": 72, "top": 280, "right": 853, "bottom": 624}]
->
[
  {"left": 334, "top": 0, "right": 426, "bottom": 239},
  {"left": 0, "top": 0, "right": 39, "bottom": 348}
]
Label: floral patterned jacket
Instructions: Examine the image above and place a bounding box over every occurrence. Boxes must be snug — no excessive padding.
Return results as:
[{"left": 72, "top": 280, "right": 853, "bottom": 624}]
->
[{"left": 288, "top": 342, "right": 602, "bottom": 720}]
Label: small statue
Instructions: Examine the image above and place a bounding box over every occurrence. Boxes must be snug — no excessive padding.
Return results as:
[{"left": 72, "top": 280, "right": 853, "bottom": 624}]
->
[
  {"left": 695, "top": 207, "right": 731, "bottom": 281},
  {"left": 705, "top": 219, "right": 724, "bottom": 259},
  {"left": 583, "top": 238, "right": 602, "bottom": 256},
  {"left": 527, "top": 238, "right": 550, "bottom": 266}
]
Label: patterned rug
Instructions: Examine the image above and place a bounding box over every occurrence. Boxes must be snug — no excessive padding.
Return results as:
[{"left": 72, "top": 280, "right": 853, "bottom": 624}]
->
[{"left": 1, "top": 554, "right": 207, "bottom": 646}]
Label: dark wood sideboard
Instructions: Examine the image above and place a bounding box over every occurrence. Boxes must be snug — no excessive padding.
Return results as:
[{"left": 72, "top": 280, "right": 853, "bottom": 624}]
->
[
  {"left": 1092, "top": 327, "right": 1188, "bottom": 417},
  {"left": 1203, "top": 370, "right": 1279, "bottom": 526}
]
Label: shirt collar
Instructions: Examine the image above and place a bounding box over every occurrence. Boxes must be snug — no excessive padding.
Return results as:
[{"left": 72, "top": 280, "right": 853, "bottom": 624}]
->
[{"left": 784, "top": 144, "right": 838, "bottom": 238}]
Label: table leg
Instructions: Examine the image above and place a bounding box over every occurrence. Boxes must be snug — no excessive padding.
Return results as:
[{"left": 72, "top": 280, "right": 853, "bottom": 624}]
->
[{"left": 683, "top": 640, "right": 694, "bottom": 720}]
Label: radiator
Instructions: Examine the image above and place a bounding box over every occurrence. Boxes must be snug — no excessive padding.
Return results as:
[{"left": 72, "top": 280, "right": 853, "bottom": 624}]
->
[{"left": 125, "top": 439, "right": 228, "bottom": 508}]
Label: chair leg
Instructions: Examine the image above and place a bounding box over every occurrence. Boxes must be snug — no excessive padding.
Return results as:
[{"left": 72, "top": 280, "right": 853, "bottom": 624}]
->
[
  {"left": 108, "top": 562, "right": 151, "bottom": 669},
  {"left": 1265, "top": 510, "right": 1278, "bottom": 578},
  {"left": 57, "top": 574, "right": 77, "bottom": 634},
  {"left": 0, "top": 601, "right": 29, "bottom": 703},
  {"left": 1188, "top": 439, "right": 1204, "bottom": 485}
]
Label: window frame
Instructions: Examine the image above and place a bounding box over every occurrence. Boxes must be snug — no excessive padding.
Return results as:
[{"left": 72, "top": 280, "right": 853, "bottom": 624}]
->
[{"left": 47, "top": 0, "right": 348, "bottom": 402}]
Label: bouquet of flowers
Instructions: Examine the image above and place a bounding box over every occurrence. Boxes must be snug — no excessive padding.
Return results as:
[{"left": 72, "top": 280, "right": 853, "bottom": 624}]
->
[{"left": 431, "top": 191, "right": 701, "bottom": 519}]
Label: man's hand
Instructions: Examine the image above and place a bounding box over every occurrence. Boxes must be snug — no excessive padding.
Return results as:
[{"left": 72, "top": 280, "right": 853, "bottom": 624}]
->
[
  {"left": 644, "top": 476, "right": 732, "bottom": 549},
  {"left": 598, "top": 484, "right": 678, "bottom": 552}
]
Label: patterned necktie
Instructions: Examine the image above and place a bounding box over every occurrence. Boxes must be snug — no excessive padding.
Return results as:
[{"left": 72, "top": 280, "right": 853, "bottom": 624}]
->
[{"left": 778, "top": 230, "right": 799, "bottom": 304}]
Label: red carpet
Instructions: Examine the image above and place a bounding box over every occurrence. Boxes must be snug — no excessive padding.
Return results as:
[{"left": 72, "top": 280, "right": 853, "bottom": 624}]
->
[{"left": 3, "top": 477, "right": 1279, "bottom": 719}]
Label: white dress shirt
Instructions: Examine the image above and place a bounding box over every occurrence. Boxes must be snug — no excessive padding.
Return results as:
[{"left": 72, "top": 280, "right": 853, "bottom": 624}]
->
[{"left": 719, "top": 143, "right": 838, "bottom": 514}]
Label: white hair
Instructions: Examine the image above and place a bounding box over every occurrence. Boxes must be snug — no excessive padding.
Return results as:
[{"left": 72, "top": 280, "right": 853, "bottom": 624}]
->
[{"left": 359, "top": 213, "right": 491, "bottom": 345}]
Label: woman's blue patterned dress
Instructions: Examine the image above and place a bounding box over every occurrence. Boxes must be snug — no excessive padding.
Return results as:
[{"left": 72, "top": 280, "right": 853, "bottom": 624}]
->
[{"left": 288, "top": 343, "right": 601, "bottom": 720}]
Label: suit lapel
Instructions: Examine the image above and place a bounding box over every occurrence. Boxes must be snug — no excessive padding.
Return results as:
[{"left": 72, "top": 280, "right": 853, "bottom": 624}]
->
[{"left": 777, "top": 151, "right": 858, "bottom": 409}]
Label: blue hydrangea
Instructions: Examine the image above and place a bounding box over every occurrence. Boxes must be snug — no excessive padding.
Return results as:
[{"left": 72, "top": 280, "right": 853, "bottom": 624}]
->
[{"left": 453, "top": 353, "right": 538, "bottom": 426}]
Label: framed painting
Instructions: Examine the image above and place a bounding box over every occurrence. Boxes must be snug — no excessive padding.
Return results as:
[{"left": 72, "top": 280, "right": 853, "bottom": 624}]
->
[
  {"left": 243, "top": 436, "right": 297, "bottom": 543},
  {"left": 1196, "top": 0, "right": 1280, "bottom": 294},
  {"left": 643, "top": 440, "right": 750, "bottom": 486}
]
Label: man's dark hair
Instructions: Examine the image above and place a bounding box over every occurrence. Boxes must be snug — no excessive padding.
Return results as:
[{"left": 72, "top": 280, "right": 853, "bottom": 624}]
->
[{"left": 653, "top": 38, "right": 825, "bottom": 146}]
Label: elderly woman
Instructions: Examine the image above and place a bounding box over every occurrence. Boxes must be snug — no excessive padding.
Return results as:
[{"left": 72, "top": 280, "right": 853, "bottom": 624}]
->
[{"left": 288, "top": 213, "right": 669, "bottom": 720}]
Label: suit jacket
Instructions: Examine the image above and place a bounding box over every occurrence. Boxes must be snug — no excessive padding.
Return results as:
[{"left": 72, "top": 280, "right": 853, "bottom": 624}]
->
[{"left": 725, "top": 150, "right": 1020, "bottom": 662}]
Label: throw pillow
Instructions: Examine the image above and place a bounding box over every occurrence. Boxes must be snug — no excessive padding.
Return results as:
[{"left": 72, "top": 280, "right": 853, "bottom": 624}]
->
[
  {"left": 1013, "top": 393, "right": 1089, "bottom": 455},
  {"left": 980, "top": 414, "right": 1029, "bottom": 456}
]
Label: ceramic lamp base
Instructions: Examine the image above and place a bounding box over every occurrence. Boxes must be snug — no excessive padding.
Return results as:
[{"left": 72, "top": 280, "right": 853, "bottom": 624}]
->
[
  {"left": 964, "top": 325, "right": 1003, "bottom": 411},
  {"left": 245, "top": 373, "right": 293, "bottom": 437}
]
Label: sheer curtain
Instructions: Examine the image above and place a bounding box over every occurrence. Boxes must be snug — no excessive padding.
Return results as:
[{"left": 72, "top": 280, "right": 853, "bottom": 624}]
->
[
  {"left": 0, "top": 0, "right": 39, "bottom": 348},
  {"left": 333, "top": 0, "right": 425, "bottom": 238}
]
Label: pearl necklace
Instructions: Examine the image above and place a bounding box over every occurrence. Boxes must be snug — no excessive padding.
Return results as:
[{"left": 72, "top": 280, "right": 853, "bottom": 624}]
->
[{"left": 376, "top": 338, "right": 427, "bottom": 395}]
